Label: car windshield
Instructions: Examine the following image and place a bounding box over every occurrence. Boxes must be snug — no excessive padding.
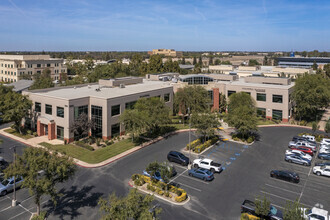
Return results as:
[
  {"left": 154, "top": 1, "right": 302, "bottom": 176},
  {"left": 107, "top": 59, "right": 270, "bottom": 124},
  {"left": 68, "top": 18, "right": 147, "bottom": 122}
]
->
[
  {"left": 1, "top": 179, "right": 9, "bottom": 186},
  {"left": 270, "top": 206, "right": 278, "bottom": 215},
  {"left": 206, "top": 170, "right": 212, "bottom": 175}
]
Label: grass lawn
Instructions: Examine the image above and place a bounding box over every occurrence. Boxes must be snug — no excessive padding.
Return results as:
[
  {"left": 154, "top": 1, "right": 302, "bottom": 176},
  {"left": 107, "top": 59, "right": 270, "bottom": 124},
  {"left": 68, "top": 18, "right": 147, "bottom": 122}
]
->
[
  {"left": 4, "top": 128, "right": 34, "bottom": 139},
  {"left": 256, "top": 119, "right": 277, "bottom": 126},
  {"left": 39, "top": 139, "right": 136, "bottom": 164}
]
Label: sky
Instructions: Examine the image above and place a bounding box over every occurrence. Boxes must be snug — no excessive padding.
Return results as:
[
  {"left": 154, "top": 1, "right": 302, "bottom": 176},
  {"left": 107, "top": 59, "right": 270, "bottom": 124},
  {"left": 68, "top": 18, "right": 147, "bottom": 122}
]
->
[{"left": 0, "top": 0, "right": 329, "bottom": 51}]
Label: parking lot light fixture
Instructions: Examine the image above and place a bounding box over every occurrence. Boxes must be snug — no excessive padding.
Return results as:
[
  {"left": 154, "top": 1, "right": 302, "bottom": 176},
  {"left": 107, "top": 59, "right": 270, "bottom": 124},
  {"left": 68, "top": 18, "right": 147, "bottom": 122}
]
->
[{"left": 9, "top": 145, "right": 18, "bottom": 207}]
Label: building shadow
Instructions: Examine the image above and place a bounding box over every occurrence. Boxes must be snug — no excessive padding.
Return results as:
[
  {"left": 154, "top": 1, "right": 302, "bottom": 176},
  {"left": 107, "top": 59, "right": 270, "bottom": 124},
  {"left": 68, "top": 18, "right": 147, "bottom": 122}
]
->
[{"left": 44, "top": 185, "right": 103, "bottom": 220}]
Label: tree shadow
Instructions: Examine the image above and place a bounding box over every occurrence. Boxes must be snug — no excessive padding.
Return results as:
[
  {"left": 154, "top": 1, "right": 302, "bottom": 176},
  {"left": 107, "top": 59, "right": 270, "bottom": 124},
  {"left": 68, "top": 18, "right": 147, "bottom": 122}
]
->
[{"left": 43, "top": 185, "right": 103, "bottom": 220}]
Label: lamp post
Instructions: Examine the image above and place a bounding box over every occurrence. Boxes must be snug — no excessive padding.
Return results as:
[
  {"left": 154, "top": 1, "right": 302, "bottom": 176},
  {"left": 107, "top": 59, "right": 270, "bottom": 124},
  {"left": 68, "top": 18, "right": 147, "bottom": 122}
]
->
[
  {"left": 9, "top": 145, "right": 17, "bottom": 207},
  {"left": 188, "top": 107, "right": 191, "bottom": 169}
]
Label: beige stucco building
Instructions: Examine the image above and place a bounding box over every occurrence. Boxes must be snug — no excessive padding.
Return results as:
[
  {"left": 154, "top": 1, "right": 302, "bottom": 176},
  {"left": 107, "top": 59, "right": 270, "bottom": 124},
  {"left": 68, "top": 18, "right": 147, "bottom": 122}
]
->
[
  {"left": 23, "top": 77, "right": 173, "bottom": 143},
  {"left": 0, "top": 55, "right": 66, "bottom": 83},
  {"left": 148, "top": 49, "right": 183, "bottom": 57}
]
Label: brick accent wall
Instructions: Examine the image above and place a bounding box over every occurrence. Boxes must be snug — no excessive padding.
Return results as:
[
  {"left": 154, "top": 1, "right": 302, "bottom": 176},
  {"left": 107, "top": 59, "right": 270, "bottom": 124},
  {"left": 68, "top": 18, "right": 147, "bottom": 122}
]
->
[
  {"left": 48, "top": 123, "right": 56, "bottom": 140},
  {"left": 212, "top": 88, "right": 219, "bottom": 111},
  {"left": 37, "top": 120, "right": 45, "bottom": 136},
  {"left": 64, "top": 137, "right": 75, "bottom": 143}
]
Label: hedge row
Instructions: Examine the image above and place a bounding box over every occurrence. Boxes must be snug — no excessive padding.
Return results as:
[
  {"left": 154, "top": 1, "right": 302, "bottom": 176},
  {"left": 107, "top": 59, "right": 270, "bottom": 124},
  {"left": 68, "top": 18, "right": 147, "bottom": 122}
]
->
[
  {"left": 131, "top": 174, "right": 187, "bottom": 203},
  {"left": 193, "top": 137, "right": 218, "bottom": 153},
  {"left": 186, "top": 139, "right": 201, "bottom": 150}
]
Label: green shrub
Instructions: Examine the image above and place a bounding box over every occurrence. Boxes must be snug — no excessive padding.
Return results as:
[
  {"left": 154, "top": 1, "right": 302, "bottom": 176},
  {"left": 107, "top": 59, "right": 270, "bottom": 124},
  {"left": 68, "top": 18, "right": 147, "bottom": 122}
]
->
[
  {"left": 175, "top": 189, "right": 182, "bottom": 196},
  {"left": 75, "top": 141, "right": 94, "bottom": 151},
  {"left": 31, "top": 211, "right": 47, "bottom": 220},
  {"left": 164, "top": 191, "right": 170, "bottom": 197},
  {"left": 247, "top": 136, "right": 254, "bottom": 143},
  {"left": 33, "top": 132, "right": 38, "bottom": 137},
  {"left": 150, "top": 186, "right": 156, "bottom": 192},
  {"left": 147, "top": 184, "right": 151, "bottom": 190},
  {"left": 158, "top": 190, "right": 164, "bottom": 196},
  {"left": 134, "top": 178, "right": 145, "bottom": 186},
  {"left": 96, "top": 138, "right": 101, "bottom": 146},
  {"left": 131, "top": 174, "right": 140, "bottom": 181}
]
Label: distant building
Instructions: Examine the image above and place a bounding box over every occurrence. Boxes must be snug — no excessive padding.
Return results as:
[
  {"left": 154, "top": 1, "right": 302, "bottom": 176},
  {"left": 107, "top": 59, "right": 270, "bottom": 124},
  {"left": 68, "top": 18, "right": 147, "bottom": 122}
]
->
[
  {"left": 276, "top": 57, "right": 330, "bottom": 68},
  {"left": 0, "top": 55, "right": 66, "bottom": 83},
  {"left": 148, "top": 49, "right": 183, "bottom": 57},
  {"left": 5, "top": 79, "right": 34, "bottom": 93}
]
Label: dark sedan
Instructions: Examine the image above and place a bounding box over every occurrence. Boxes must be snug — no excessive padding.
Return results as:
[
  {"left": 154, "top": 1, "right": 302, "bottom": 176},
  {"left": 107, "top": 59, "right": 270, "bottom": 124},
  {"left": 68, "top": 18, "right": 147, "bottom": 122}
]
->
[
  {"left": 167, "top": 151, "right": 189, "bottom": 166},
  {"left": 270, "top": 170, "right": 300, "bottom": 183},
  {"left": 318, "top": 153, "right": 330, "bottom": 160}
]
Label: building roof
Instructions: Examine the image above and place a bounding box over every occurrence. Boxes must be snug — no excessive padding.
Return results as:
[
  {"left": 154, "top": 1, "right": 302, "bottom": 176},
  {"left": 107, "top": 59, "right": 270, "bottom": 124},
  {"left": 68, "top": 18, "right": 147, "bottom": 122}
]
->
[
  {"left": 179, "top": 64, "right": 194, "bottom": 69},
  {"left": 179, "top": 74, "right": 214, "bottom": 80},
  {"left": 218, "top": 77, "right": 294, "bottom": 89},
  {"left": 5, "top": 80, "right": 34, "bottom": 92},
  {"left": 25, "top": 79, "right": 172, "bottom": 100}
]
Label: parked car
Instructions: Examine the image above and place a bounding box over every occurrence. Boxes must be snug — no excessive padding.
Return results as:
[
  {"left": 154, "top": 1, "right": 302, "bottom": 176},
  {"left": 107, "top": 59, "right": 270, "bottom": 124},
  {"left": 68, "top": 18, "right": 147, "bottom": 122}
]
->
[
  {"left": 142, "top": 170, "right": 164, "bottom": 182},
  {"left": 302, "top": 135, "right": 315, "bottom": 142},
  {"left": 167, "top": 151, "right": 189, "bottom": 166},
  {"left": 320, "top": 138, "right": 330, "bottom": 145},
  {"left": 142, "top": 163, "right": 177, "bottom": 182},
  {"left": 292, "top": 136, "right": 316, "bottom": 145},
  {"left": 320, "top": 148, "right": 330, "bottom": 154},
  {"left": 241, "top": 199, "right": 283, "bottom": 220},
  {"left": 0, "top": 157, "right": 9, "bottom": 173},
  {"left": 315, "top": 161, "right": 330, "bottom": 167},
  {"left": 270, "top": 170, "right": 300, "bottom": 183},
  {"left": 318, "top": 153, "right": 330, "bottom": 161},
  {"left": 313, "top": 165, "right": 330, "bottom": 177},
  {"left": 289, "top": 146, "right": 314, "bottom": 156},
  {"left": 188, "top": 168, "right": 214, "bottom": 181},
  {"left": 288, "top": 141, "right": 316, "bottom": 152},
  {"left": 321, "top": 144, "right": 330, "bottom": 150},
  {"left": 285, "top": 154, "right": 311, "bottom": 166},
  {"left": 192, "top": 158, "right": 222, "bottom": 173},
  {"left": 0, "top": 176, "right": 24, "bottom": 196},
  {"left": 302, "top": 206, "right": 330, "bottom": 220},
  {"left": 285, "top": 150, "right": 312, "bottom": 160}
]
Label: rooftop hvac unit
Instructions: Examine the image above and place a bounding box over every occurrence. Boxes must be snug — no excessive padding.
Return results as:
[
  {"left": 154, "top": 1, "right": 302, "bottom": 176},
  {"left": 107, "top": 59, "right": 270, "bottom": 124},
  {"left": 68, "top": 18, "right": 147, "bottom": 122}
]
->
[
  {"left": 119, "top": 84, "right": 125, "bottom": 88},
  {"left": 229, "top": 72, "right": 237, "bottom": 75}
]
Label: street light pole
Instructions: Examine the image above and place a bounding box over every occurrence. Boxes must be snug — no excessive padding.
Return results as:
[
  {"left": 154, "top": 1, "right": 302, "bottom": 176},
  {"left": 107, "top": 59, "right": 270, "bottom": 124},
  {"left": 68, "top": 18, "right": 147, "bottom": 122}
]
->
[
  {"left": 10, "top": 145, "right": 17, "bottom": 207},
  {"left": 188, "top": 108, "right": 191, "bottom": 169}
]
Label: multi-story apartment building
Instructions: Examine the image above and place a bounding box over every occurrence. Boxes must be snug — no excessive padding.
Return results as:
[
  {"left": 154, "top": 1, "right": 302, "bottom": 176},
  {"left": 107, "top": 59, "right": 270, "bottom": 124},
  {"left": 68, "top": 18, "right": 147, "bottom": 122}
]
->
[
  {"left": 23, "top": 77, "right": 173, "bottom": 143},
  {"left": 148, "top": 49, "right": 183, "bottom": 57},
  {"left": 0, "top": 55, "right": 66, "bottom": 83}
]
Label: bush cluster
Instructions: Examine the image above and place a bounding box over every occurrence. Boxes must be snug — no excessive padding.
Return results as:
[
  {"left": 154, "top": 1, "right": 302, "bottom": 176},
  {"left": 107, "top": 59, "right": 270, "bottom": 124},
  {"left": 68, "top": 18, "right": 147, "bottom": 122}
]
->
[
  {"left": 75, "top": 141, "right": 94, "bottom": 151},
  {"left": 192, "top": 137, "right": 218, "bottom": 153},
  {"left": 232, "top": 133, "right": 255, "bottom": 143},
  {"left": 186, "top": 139, "right": 201, "bottom": 150}
]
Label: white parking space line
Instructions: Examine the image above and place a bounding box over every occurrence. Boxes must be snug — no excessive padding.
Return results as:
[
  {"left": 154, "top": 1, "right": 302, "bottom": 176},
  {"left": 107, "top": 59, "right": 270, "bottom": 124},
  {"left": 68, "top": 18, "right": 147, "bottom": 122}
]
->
[
  {"left": 18, "top": 204, "right": 33, "bottom": 214},
  {"left": 277, "top": 166, "right": 309, "bottom": 175},
  {"left": 306, "top": 179, "right": 330, "bottom": 189},
  {"left": 180, "top": 175, "right": 210, "bottom": 184},
  {"left": 8, "top": 210, "right": 31, "bottom": 220},
  {"left": 21, "top": 195, "right": 35, "bottom": 203},
  {"left": 169, "top": 169, "right": 188, "bottom": 183},
  {"left": 0, "top": 196, "right": 10, "bottom": 202},
  {"left": 280, "top": 161, "right": 311, "bottom": 170},
  {"left": 268, "top": 177, "right": 303, "bottom": 187},
  {"left": 177, "top": 182, "right": 202, "bottom": 192},
  {"left": 171, "top": 164, "right": 188, "bottom": 170},
  {"left": 256, "top": 198, "right": 284, "bottom": 210},
  {"left": 260, "top": 190, "right": 312, "bottom": 208},
  {"left": 0, "top": 206, "right": 12, "bottom": 213},
  {"left": 264, "top": 184, "right": 300, "bottom": 195},
  {"left": 298, "top": 161, "right": 313, "bottom": 203}
]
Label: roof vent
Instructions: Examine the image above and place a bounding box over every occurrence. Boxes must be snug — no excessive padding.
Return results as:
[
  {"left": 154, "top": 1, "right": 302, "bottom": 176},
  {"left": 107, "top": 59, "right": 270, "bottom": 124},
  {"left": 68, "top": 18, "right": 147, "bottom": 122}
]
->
[
  {"left": 95, "top": 88, "right": 101, "bottom": 92},
  {"left": 119, "top": 84, "right": 125, "bottom": 88},
  {"left": 74, "top": 86, "right": 76, "bottom": 89},
  {"left": 88, "top": 85, "right": 91, "bottom": 88}
]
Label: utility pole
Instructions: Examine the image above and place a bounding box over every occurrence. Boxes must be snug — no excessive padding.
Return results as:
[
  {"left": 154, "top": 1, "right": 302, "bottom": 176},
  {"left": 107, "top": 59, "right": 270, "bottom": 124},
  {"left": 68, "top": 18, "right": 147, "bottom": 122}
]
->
[
  {"left": 188, "top": 107, "right": 191, "bottom": 169},
  {"left": 10, "top": 145, "right": 17, "bottom": 207}
]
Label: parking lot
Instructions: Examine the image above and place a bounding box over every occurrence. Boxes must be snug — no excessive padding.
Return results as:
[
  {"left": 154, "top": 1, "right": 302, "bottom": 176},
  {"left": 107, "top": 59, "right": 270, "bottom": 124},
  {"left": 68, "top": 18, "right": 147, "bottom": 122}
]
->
[{"left": 0, "top": 126, "right": 329, "bottom": 220}]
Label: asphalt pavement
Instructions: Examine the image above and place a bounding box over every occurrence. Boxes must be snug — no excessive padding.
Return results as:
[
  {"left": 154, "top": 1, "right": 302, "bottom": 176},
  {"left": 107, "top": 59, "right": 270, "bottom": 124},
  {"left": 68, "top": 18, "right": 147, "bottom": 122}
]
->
[{"left": 0, "top": 127, "right": 329, "bottom": 220}]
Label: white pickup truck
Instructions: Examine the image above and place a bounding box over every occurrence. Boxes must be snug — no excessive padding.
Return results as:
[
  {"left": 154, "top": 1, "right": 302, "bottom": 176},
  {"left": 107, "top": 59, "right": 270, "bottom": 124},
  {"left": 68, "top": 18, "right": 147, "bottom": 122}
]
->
[
  {"left": 192, "top": 158, "right": 222, "bottom": 173},
  {"left": 302, "top": 206, "right": 330, "bottom": 220}
]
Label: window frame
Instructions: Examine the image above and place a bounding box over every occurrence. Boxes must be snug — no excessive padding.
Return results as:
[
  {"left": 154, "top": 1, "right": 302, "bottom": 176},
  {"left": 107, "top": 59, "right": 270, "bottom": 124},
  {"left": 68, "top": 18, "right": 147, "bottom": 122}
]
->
[
  {"left": 111, "top": 105, "right": 121, "bottom": 117},
  {"left": 56, "top": 106, "right": 64, "bottom": 118},
  {"left": 256, "top": 93, "right": 266, "bottom": 102},
  {"left": 272, "top": 95, "right": 283, "bottom": 103},
  {"left": 45, "top": 104, "right": 52, "bottom": 115}
]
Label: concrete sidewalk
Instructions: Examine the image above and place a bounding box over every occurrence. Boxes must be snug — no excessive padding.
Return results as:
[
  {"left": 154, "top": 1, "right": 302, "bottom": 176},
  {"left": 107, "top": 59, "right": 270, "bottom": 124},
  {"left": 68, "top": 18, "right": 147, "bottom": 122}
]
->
[{"left": 318, "top": 107, "right": 330, "bottom": 131}]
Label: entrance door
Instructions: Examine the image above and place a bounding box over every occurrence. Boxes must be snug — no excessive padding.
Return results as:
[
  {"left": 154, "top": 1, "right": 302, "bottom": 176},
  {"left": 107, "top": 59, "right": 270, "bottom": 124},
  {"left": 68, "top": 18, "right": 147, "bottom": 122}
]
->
[{"left": 45, "top": 125, "right": 48, "bottom": 135}]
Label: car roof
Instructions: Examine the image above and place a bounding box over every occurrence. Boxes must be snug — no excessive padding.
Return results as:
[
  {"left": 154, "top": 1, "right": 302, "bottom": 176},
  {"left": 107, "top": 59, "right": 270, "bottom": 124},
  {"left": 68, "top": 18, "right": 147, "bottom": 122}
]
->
[
  {"left": 198, "top": 168, "right": 208, "bottom": 172},
  {"left": 201, "top": 158, "right": 212, "bottom": 163},
  {"left": 170, "top": 151, "right": 182, "bottom": 155}
]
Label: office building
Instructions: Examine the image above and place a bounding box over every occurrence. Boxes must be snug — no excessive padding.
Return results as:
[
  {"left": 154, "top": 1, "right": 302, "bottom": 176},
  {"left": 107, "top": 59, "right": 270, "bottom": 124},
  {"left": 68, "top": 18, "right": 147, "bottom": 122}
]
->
[
  {"left": 0, "top": 55, "right": 66, "bottom": 83},
  {"left": 276, "top": 57, "right": 330, "bottom": 68},
  {"left": 23, "top": 77, "right": 173, "bottom": 143},
  {"left": 148, "top": 49, "right": 183, "bottom": 57}
]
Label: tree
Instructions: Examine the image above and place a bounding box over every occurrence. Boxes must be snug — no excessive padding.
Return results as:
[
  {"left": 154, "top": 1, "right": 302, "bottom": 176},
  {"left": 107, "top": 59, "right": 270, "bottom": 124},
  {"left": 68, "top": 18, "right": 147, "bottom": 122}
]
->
[
  {"left": 174, "top": 86, "right": 210, "bottom": 123},
  {"left": 70, "top": 113, "right": 96, "bottom": 141},
  {"left": 209, "top": 56, "right": 213, "bottom": 65},
  {"left": 226, "top": 92, "right": 258, "bottom": 138},
  {"left": 312, "top": 122, "right": 319, "bottom": 134},
  {"left": 312, "top": 61, "right": 318, "bottom": 70},
  {"left": 198, "top": 56, "right": 203, "bottom": 67},
  {"left": 283, "top": 200, "right": 304, "bottom": 220},
  {"left": 98, "top": 188, "right": 161, "bottom": 220},
  {"left": 221, "top": 60, "right": 232, "bottom": 65},
  {"left": 263, "top": 56, "right": 268, "bottom": 66},
  {"left": 248, "top": 59, "right": 260, "bottom": 66},
  {"left": 145, "top": 161, "right": 172, "bottom": 183},
  {"left": 193, "top": 56, "right": 197, "bottom": 65},
  {"left": 191, "top": 111, "right": 221, "bottom": 142},
  {"left": 148, "top": 55, "right": 163, "bottom": 73},
  {"left": 120, "top": 109, "right": 147, "bottom": 141},
  {"left": 214, "top": 59, "right": 221, "bottom": 65},
  {"left": 323, "top": 64, "right": 330, "bottom": 78},
  {"left": 255, "top": 196, "right": 270, "bottom": 217},
  {"left": 4, "top": 147, "right": 76, "bottom": 216},
  {"left": 219, "top": 93, "right": 227, "bottom": 113},
  {"left": 0, "top": 85, "right": 32, "bottom": 134},
  {"left": 29, "top": 68, "right": 54, "bottom": 90},
  {"left": 293, "top": 74, "right": 330, "bottom": 121},
  {"left": 325, "top": 119, "right": 330, "bottom": 133},
  {"left": 181, "top": 57, "right": 186, "bottom": 64}
]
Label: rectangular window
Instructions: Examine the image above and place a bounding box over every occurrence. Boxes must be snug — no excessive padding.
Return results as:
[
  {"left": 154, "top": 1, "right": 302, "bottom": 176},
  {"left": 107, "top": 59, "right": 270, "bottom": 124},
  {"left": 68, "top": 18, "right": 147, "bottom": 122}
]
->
[
  {"left": 272, "top": 95, "right": 283, "bottom": 103},
  {"left": 257, "top": 93, "right": 266, "bottom": 102},
  {"left": 140, "top": 94, "right": 150, "bottom": 98},
  {"left": 45, "top": 104, "right": 52, "bottom": 115},
  {"left": 111, "top": 105, "right": 120, "bottom": 116},
  {"left": 91, "top": 105, "right": 102, "bottom": 138},
  {"left": 74, "top": 105, "right": 88, "bottom": 119},
  {"left": 111, "top": 123, "right": 120, "bottom": 138},
  {"left": 47, "top": 63, "right": 51, "bottom": 67},
  {"left": 125, "top": 101, "right": 137, "bottom": 110},
  {"left": 257, "top": 108, "right": 266, "bottom": 118},
  {"left": 164, "top": 93, "right": 170, "bottom": 102},
  {"left": 272, "top": 109, "right": 283, "bottom": 120},
  {"left": 37, "top": 64, "right": 41, "bottom": 68},
  {"left": 56, "top": 107, "right": 64, "bottom": 118},
  {"left": 227, "top": 90, "right": 236, "bottom": 97},
  {"left": 35, "top": 102, "right": 41, "bottom": 112},
  {"left": 56, "top": 126, "right": 64, "bottom": 140}
]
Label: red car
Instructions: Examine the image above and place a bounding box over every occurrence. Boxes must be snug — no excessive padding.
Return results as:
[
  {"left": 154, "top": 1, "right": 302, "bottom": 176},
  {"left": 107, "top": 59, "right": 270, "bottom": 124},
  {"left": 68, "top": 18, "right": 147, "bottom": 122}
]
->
[{"left": 290, "top": 146, "right": 314, "bottom": 156}]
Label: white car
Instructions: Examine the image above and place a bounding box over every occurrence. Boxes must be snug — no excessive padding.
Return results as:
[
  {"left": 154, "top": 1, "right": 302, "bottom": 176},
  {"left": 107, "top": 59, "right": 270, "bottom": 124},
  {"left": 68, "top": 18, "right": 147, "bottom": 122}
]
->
[
  {"left": 320, "top": 148, "right": 330, "bottom": 154},
  {"left": 302, "top": 135, "right": 315, "bottom": 142},
  {"left": 321, "top": 138, "right": 330, "bottom": 145},
  {"left": 286, "top": 150, "right": 312, "bottom": 160},
  {"left": 288, "top": 141, "right": 317, "bottom": 152},
  {"left": 192, "top": 158, "right": 222, "bottom": 173},
  {"left": 0, "top": 176, "right": 24, "bottom": 196},
  {"left": 313, "top": 165, "right": 330, "bottom": 177}
]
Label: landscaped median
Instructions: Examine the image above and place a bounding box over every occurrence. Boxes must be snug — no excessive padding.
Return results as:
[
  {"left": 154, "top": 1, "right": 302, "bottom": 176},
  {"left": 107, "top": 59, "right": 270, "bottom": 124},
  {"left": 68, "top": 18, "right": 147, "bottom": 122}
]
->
[
  {"left": 4, "top": 128, "right": 35, "bottom": 139},
  {"left": 129, "top": 174, "right": 189, "bottom": 205},
  {"left": 185, "top": 136, "right": 218, "bottom": 154},
  {"left": 39, "top": 139, "right": 136, "bottom": 164}
]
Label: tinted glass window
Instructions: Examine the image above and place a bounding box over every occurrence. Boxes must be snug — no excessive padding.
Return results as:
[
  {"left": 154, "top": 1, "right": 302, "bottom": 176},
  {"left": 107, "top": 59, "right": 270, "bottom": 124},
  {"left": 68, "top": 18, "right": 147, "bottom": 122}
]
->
[
  {"left": 35, "top": 102, "right": 41, "bottom": 112},
  {"left": 272, "top": 95, "right": 283, "bottom": 103},
  {"left": 45, "top": 104, "right": 52, "bottom": 115},
  {"left": 257, "top": 93, "right": 266, "bottom": 101},
  {"left": 56, "top": 107, "right": 64, "bottom": 118},
  {"left": 111, "top": 105, "right": 120, "bottom": 116}
]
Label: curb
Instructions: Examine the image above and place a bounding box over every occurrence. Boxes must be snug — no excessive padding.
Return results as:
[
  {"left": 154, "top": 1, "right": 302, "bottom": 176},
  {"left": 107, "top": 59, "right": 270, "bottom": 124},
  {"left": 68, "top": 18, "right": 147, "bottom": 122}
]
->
[
  {"left": 128, "top": 181, "right": 190, "bottom": 206},
  {"left": 257, "top": 124, "right": 325, "bottom": 132}
]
